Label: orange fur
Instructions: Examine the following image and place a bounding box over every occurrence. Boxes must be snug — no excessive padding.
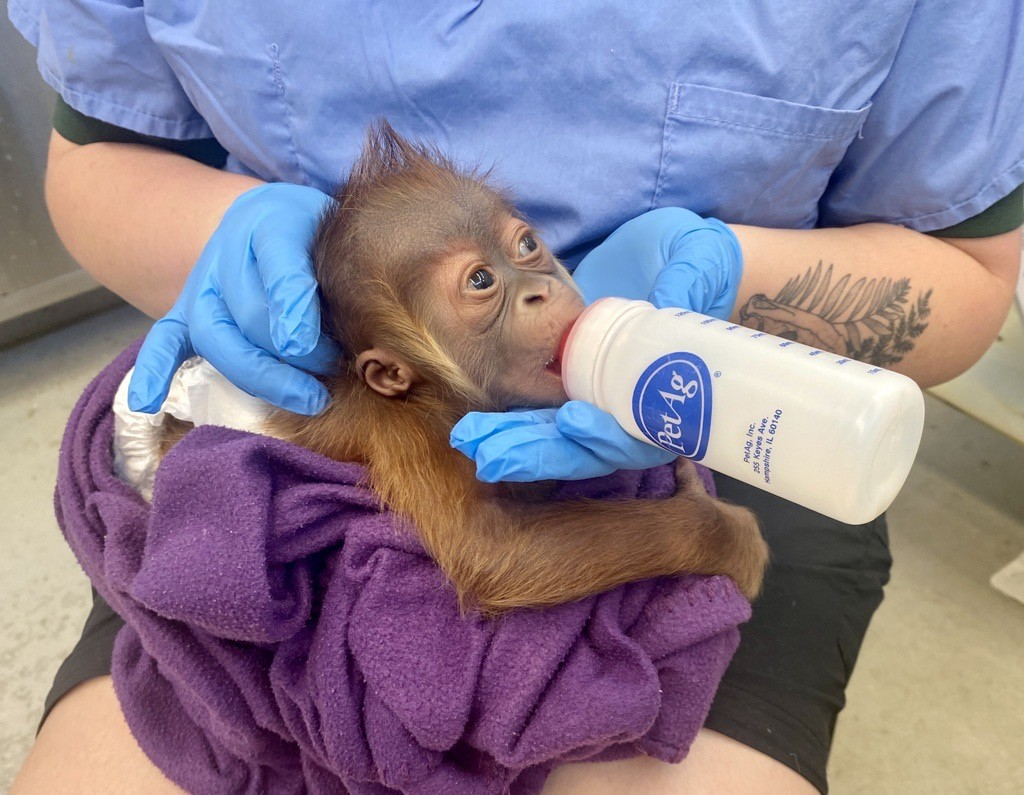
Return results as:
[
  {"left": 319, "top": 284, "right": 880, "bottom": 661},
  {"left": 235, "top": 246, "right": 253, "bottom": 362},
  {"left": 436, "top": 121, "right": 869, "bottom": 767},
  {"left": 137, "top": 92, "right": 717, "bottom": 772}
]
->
[
  {"left": 121, "top": 120, "right": 753, "bottom": 618},
  {"left": 270, "top": 120, "right": 767, "bottom": 615},
  {"left": 269, "top": 378, "right": 766, "bottom": 616}
]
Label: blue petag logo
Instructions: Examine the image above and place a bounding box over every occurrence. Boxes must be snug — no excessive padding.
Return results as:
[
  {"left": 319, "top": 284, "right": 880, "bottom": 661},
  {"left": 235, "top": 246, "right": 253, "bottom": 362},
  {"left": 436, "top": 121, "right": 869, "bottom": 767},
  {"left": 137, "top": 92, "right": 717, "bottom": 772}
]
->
[{"left": 631, "top": 352, "right": 713, "bottom": 460}]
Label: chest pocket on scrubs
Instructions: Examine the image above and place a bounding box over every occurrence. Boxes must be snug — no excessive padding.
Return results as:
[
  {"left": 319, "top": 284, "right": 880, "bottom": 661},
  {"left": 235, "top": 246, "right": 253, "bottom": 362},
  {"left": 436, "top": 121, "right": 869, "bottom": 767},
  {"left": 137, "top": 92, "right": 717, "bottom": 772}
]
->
[{"left": 655, "top": 83, "right": 871, "bottom": 229}]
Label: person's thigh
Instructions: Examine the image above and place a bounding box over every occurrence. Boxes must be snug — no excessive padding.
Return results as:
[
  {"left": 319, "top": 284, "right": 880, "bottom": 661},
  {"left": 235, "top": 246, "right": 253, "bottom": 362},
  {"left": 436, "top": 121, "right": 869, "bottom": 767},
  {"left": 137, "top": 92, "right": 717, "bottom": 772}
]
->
[
  {"left": 16, "top": 689, "right": 815, "bottom": 795},
  {"left": 11, "top": 676, "right": 184, "bottom": 794},
  {"left": 542, "top": 728, "right": 818, "bottom": 794},
  {"left": 546, "top": 474, "right": 890, "bottom": 794},
  {"left": 703, "top": 474, "right": 892, "bottom": 792},
  {"left": 22, "top": 475, "right": 888, "bottom": 792}
]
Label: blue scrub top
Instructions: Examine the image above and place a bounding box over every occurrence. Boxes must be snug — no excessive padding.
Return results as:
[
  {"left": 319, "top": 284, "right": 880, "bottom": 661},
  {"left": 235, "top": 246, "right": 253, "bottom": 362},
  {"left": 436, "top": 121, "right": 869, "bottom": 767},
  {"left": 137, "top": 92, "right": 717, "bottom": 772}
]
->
[{"left": 10, "top": 0, "right": 1024, "bottom": 265}]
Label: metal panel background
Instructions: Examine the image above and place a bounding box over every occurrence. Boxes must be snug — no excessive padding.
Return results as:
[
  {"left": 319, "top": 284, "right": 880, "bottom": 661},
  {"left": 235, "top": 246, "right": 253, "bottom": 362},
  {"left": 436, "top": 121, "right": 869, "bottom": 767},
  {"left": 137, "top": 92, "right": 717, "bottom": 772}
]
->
[{"left": 0, "top": 14, "right": 120, "bottom": 348}]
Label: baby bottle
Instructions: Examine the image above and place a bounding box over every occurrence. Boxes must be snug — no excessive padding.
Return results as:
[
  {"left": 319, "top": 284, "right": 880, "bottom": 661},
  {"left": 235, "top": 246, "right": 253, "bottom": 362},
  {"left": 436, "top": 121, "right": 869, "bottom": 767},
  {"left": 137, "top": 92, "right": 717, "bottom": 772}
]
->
[{"left": 559, "top": 297, "right": 925, "bottom": 524}]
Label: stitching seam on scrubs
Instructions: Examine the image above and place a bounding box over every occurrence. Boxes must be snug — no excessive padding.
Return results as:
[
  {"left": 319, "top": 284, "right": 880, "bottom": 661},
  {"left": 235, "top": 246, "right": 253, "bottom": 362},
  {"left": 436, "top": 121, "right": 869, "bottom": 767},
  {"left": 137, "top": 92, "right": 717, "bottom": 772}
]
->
[
  {"left": 652, "top": 84, "right": 680, "bottom": 208},
  {"left": 892, "top": 155, "right": 1024, "bottom": 226},
  {"left": 38, "top": 64, "right": 209, "bottom": 131},
  {"left": 266, "top": 43, "right": 308, "bottom": 186},
  {"left": 671, "top": 114, "right": 850, "bottom": 141},
  {"left": 7, "top": 0, "right": 39, "bottom": 43}
]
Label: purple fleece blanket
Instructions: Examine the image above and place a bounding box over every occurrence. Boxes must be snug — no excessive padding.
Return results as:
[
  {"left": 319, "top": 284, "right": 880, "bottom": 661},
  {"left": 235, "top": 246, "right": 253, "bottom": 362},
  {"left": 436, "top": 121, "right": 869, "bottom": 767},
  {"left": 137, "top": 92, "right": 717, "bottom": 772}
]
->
[{"left": 55, "top": 342, "right": 750, "bottom": 794}]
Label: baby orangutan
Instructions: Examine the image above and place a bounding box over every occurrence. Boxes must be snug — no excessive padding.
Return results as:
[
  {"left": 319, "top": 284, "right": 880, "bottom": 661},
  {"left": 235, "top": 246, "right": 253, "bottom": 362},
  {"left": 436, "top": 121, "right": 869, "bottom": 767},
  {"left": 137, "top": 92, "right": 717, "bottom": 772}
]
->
[{"left": 263, "top": 123, "right": 767, "bottom": 615}]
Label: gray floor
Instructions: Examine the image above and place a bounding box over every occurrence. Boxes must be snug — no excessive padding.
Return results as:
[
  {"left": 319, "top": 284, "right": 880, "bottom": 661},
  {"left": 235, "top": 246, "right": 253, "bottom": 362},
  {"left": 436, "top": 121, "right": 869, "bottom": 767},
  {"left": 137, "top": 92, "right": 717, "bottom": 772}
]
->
[{"left": 1, "top": 306, "right": 1022, "bottom": 793}]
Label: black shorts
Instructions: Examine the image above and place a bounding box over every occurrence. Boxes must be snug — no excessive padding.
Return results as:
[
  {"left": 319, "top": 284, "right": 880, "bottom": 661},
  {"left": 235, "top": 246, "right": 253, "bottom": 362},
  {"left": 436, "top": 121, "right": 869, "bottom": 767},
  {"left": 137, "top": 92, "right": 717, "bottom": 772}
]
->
[{"left": 42, "top": 473, "right": 891, "bottom": 794}]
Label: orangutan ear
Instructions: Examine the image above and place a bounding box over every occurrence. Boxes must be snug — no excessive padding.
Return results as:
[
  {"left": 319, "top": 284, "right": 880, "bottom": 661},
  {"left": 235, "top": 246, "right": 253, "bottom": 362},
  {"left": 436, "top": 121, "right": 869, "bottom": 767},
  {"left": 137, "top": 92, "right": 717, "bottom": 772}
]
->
[{"left": 355, "top": 348, "right": 418, "bottom": 397}]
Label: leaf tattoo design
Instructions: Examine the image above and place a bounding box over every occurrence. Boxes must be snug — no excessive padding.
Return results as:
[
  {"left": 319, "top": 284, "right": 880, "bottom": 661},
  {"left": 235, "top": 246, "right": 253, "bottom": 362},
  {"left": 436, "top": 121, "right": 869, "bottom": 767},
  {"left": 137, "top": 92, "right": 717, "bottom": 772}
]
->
[{"left": 739, "top": 261, "right": 932, "bottom": 366}]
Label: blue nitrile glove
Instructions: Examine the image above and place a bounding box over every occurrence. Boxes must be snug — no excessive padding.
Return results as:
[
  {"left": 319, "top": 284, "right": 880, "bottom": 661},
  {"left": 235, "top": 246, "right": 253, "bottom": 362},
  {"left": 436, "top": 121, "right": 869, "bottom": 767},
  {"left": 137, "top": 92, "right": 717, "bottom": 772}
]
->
[
  {"left": 450, "top": 402, "right": 676, "bottom": 483},
  {"left": 449, "top": 207, "right": 741, "bottom": 482},
  {"left": 128, "top": 183, "right": 340, "bottom": 416},
  {"left": 572, "top": 206, "right": 743, "bottom": 319}
]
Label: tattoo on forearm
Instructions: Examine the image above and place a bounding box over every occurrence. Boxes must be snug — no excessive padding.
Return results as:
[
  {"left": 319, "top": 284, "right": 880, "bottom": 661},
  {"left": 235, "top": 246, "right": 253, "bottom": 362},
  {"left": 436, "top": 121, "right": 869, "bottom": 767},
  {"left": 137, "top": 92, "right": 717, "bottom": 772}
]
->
[{"left": 739, "top": 261, "right": 933, "bottom": 366}]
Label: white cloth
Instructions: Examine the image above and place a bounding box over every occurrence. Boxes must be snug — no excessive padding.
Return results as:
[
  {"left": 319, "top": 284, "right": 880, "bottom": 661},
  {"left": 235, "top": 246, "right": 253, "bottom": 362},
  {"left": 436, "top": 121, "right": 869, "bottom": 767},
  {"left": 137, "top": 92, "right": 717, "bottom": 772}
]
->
[{"left": 113, "top": 358, "right": 274, "bottom": 500}]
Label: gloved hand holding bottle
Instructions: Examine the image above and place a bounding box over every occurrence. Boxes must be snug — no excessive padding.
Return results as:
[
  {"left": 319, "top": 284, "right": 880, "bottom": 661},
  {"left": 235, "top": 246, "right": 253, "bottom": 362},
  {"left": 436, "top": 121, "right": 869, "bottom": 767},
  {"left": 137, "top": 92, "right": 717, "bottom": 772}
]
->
[
  {"left": 572, "top": 207, "right": 743, "bottom": 319},
  {"left": 450, "top": 207, "right": 744, "bottom": 483},
  {"left": 127, "top": 183, "right": 340, "bottom": 416}
]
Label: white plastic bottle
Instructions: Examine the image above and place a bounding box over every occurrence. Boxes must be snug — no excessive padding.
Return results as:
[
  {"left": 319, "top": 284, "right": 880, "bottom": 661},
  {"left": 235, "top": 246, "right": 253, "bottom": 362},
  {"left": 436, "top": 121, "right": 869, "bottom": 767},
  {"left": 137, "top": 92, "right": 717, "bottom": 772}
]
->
[{"left": 560, "top": 297, "right": 925, "bottom": 524}]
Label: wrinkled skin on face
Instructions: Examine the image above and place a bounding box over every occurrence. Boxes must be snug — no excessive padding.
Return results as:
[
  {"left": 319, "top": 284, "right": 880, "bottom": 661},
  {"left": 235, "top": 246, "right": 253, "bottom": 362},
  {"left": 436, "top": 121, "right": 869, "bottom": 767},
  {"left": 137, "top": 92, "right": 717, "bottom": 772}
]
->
[
  {"left": 267, "top": 123, "right": 768, "bottom": 617},
  {"left": 314, "top": 122, "right": 585, "bottom": 412},
  {"left": 423, "top": 214, "right": 585, "bottom": 409}
]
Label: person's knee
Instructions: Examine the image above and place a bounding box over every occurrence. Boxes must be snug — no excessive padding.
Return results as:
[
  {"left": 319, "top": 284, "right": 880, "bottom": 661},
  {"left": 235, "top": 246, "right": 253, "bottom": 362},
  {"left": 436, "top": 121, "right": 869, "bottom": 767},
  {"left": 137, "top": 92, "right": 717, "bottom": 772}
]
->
[
  {"left": 14, "top": 685, "right": 820, "bottom": 794},
  {"left": 541, "top": 729, "right": 820, "bottom": 795},
  {"left": 11, "top": 676, "right": 184, "bottom": 794}
]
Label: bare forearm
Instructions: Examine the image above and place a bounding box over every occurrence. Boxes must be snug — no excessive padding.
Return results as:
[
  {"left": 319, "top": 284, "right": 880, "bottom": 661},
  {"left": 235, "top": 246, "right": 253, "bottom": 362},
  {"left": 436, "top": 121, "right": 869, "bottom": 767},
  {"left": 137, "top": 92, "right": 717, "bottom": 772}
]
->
[
  {"left": 729, "top": 222, "right": 1022, "bottom": 387},
  {"left": 44, "top": 130, "right": 262, "bottom": 317}
]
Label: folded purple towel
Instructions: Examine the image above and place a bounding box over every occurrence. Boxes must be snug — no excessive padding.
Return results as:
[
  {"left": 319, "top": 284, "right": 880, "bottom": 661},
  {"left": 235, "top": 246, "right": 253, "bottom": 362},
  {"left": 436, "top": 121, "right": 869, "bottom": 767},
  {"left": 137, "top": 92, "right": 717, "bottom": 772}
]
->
[{"left": 55, "top": 341, "right": 750, "bottom": 794}]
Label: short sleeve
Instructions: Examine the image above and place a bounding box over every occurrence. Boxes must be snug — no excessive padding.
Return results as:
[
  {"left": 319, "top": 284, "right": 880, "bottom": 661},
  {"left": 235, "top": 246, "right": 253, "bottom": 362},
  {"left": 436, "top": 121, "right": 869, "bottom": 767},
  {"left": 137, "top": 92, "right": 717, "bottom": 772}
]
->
[
  {"left": 819, "top": 0, "right": 1024, "bottom": 233},
  {"left": 7, "top": 0, "right": 212, "bottom": 139}
]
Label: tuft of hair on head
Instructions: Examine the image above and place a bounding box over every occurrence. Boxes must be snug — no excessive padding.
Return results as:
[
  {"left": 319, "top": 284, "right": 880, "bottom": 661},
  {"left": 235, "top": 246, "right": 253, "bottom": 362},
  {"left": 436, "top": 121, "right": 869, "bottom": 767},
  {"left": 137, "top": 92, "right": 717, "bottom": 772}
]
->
[
  {"left": 312, "top": 119, "right": 501, "bottom": 410},
  {"left": 340, "top": 119, "right": 472, "bottom": 215}
]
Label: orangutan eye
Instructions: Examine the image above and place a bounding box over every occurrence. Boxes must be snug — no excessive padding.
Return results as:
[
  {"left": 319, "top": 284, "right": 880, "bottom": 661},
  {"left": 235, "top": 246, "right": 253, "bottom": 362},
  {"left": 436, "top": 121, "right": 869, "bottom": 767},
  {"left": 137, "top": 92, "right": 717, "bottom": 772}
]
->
[
  {"left": 468, "top": 268, "right": 495, "bottom": 290},
  {"left": 517, "top": 234, "right": 539, "bottom": 257}
]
